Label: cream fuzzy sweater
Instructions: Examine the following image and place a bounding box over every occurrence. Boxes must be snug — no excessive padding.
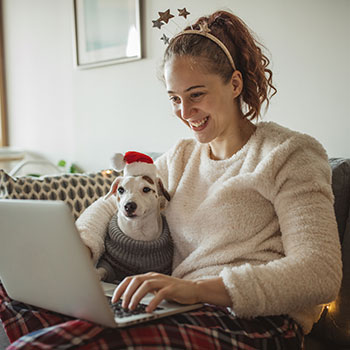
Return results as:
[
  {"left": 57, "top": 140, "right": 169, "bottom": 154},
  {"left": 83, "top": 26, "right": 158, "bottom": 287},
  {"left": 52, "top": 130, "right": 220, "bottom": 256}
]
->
[{"left": 76, "top": 122, "right": 342, "bottom": 334}]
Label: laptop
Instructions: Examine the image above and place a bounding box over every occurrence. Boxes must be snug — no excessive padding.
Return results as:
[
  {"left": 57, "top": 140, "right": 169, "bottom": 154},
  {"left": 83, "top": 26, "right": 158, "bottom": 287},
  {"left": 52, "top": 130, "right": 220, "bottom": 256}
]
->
[{"left": 0, "top": 199, "right": 202, "bottom": 328}]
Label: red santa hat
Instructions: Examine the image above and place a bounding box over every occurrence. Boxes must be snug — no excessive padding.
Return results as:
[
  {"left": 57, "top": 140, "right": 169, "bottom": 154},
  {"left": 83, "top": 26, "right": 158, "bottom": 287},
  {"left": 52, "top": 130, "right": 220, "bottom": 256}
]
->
[{"left": 111, "top": 151, "right": 157, "bottom": 179}]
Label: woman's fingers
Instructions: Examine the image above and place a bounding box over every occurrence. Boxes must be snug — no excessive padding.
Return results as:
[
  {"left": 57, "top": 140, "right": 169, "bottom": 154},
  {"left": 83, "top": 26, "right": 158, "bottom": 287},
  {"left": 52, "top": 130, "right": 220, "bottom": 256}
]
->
[
  {"left": 111, "top": 273, "right": 199, "bottom": 312},
  {"left": 146, "top": 286, "right": 173, "bottom": 312},
  {"left": 111, "top": 276, "right": 133, "bottom": 303},
  {"left": 128, "top": 279, "right": 163, "bottom": 310},
  {"left": 122, "top": 275, "right": 154, "bottom": 308},
  {"left": 111, "top": 273, "right": 160, "bottom": 305},
  {"left": 125, "top": 273, "right": 165, "bottom": 309}
]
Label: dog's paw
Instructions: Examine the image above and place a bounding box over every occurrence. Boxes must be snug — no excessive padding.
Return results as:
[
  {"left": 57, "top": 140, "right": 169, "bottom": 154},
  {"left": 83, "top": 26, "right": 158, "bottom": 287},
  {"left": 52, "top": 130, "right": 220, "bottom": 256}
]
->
[{"left": 96, "top": 267, "right": 108, "bottom": 281}]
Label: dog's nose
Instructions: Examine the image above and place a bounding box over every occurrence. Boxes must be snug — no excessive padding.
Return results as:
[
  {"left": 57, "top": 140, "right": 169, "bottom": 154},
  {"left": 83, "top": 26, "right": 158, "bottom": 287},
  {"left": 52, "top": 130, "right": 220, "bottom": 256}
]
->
[{"left": 124, "top": 202, "right": 137, "bottom": 214}]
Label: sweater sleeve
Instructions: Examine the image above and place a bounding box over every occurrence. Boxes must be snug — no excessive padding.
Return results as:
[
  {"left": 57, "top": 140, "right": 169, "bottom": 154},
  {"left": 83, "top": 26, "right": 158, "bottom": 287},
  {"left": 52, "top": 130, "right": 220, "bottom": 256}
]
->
[
  {"left": 155, "top": 151, "right": 170, "bottom": 189},
  {"left": 75, "top": 196, "right": 117, "bottom": 264},
  {"left": 220, "top": 135, "right": 342, "bottom": 320}
]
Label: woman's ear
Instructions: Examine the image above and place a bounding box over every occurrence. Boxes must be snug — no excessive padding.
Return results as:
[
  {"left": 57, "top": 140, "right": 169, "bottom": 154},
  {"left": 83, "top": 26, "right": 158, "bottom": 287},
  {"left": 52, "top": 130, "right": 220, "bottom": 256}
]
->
[{"left": 231, "top": 70, "right": 243, "bottom": 98}]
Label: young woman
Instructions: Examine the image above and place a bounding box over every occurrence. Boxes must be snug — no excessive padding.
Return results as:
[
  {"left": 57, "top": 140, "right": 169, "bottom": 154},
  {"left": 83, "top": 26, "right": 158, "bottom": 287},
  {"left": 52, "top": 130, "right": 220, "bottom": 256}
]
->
[{"left": 1, "top": 10, "right": 342, "bottom": 350}]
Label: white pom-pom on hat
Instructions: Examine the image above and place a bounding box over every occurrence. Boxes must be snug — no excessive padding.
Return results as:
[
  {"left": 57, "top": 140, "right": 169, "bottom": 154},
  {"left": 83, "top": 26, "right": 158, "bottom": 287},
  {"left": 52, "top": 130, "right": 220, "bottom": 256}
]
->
[
  {"left": 111, "top": 153, "right": 126, "bottom": 171},
  {"left": 110, "top": 151, "right": 157, "bottom": 179}
]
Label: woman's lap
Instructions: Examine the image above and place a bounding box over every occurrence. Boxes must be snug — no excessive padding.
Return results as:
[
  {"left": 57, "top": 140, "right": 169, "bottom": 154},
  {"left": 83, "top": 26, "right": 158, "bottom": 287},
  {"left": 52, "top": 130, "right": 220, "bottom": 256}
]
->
[{"left": 1, "top": 283, "right": 303, "bottom": 349}]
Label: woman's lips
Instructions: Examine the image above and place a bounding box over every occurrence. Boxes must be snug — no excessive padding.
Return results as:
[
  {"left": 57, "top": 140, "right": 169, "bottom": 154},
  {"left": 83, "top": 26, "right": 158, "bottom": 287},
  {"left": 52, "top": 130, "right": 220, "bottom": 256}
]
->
[{"left": 189, "top": 116, "right": 209, "bottom": 131}]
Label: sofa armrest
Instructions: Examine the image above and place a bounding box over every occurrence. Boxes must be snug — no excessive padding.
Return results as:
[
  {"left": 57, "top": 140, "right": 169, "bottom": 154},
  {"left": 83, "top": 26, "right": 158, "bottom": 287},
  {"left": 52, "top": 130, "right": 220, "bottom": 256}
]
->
[{"left": 308, "top": 158, "right": 350, "bottom": 348}]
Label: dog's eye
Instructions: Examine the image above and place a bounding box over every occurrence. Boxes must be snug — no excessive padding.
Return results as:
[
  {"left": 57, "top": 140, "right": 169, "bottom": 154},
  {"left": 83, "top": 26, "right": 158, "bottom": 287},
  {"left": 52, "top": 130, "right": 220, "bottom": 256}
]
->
[
  {"left": 118, "top": 187, "right": 125, "bottom": 194},
  {"left": 143, "top": 187, "right": 151, "bottom": 193}
]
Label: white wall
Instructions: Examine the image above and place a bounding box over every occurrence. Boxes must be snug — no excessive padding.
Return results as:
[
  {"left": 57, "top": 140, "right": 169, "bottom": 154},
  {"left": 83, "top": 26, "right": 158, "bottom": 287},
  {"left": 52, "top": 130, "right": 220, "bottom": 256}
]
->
[{"left": 2, "top": 0, "right": 350, "bottom": 172}]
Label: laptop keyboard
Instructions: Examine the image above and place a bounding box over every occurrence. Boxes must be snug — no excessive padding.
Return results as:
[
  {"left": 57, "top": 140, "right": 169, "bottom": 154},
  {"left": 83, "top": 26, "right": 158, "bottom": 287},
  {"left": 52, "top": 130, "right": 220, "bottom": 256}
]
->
[{"left": 109, "top": 299, "right": 164, "bottom": 318}]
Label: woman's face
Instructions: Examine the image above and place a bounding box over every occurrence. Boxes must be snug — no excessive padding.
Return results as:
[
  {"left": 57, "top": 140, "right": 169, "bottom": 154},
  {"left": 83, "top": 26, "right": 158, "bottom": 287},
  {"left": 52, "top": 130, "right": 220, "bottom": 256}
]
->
[{"left": 164, "top": 55, "right": 241, "bottom": 145}]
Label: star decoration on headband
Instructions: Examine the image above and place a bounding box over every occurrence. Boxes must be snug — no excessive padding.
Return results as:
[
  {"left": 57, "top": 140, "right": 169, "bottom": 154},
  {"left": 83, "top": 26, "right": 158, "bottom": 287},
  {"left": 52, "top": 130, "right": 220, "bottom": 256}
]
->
[
  {"left": 152, "top": 8, "right": 191, "bottom": 45},
  {"left": 152, "top": 19, "right": 164, "bottom": 30},
  {"left": 152, "top": 8, "right": 237, "bottom": 70},
  {"left": 158, "top": 9, "right": 174, "bottom": 24},
  {"left": 178, "top": 8, "right": 190, "bottom": 19},
  {"left": 160, "top": 33, "right": 170, "bottom": 45}
]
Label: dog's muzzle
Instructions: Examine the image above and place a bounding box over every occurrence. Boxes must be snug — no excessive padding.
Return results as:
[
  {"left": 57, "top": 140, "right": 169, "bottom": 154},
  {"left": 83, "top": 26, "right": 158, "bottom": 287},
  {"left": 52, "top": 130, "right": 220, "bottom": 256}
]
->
[{"left": 124, "top": 201, "right": 137, "bottom": 217}]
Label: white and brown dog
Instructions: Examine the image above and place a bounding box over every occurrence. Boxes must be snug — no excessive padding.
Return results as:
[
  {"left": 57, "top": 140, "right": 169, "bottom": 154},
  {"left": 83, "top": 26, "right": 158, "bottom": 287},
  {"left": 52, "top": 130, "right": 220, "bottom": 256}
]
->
[{"left": 95, "top": 151, "right": 173, "bottom": 283}]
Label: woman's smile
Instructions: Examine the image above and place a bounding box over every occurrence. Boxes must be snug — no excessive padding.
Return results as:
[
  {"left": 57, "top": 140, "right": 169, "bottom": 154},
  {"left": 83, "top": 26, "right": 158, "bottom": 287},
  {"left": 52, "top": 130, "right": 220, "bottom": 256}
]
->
[{"left": 188, "top": 116, "right": 210, "bottom": 131}]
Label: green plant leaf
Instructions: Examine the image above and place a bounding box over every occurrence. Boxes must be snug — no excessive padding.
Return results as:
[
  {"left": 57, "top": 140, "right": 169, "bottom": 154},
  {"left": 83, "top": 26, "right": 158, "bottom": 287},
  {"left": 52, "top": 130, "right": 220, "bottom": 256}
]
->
[
  {"left": 70, "top": 164, "right": 77, "bottom": 173},
  {"left": 58, "top": 160, "right": 66, "bottom": 167}
]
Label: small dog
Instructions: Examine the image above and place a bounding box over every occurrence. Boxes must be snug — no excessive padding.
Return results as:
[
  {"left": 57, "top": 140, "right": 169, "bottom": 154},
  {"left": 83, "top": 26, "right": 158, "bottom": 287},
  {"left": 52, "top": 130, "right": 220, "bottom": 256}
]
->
[{"left": 95, "top": 151, "right": 173, "bottom": 283}]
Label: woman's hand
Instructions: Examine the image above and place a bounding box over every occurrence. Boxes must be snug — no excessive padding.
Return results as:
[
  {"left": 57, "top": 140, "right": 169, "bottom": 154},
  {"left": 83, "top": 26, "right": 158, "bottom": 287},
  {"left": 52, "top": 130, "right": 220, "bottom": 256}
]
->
[{"left": 111, "top": 272, "right": 200, "bottom": 313}]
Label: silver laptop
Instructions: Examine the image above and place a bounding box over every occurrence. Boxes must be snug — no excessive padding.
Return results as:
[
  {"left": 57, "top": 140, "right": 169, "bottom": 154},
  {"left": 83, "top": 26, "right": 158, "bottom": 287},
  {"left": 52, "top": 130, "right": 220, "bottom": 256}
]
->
[{"left": 0, "top": 199, "right": 202, "bottom": 328}]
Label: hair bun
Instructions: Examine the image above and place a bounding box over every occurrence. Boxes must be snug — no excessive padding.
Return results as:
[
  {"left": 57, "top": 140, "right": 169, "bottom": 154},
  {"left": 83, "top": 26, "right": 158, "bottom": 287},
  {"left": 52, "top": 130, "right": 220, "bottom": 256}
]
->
[{"left": 213, "top": 16, "right": 226, "bottom": 27}]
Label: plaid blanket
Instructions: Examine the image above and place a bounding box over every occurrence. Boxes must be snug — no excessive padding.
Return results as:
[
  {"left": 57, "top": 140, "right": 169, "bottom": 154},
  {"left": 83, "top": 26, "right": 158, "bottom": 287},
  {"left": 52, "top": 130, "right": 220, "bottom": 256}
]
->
[{"left": 0, "top": 283, "right": 303, "bottom": 349}]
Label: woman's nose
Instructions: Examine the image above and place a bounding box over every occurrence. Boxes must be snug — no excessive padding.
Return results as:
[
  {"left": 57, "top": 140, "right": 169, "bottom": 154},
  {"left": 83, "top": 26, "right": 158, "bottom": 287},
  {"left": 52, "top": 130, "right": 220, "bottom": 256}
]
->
[{"left": 179, "top": 101, "right": 195, "bottom": 120}]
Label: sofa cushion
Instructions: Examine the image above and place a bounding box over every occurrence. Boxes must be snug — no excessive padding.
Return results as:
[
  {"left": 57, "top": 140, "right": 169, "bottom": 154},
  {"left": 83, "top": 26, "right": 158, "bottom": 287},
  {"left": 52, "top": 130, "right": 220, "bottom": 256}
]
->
[{"left": 0, "top": 169, "right": 119, "bottom": 220}]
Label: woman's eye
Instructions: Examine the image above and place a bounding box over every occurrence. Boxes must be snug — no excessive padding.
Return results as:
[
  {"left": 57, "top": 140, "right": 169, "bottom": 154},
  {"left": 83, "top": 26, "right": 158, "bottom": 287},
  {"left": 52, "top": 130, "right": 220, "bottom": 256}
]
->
[
  {"left": 143, "top": 187, "right": 151, "bottom": 193},
  {"left": 169, "top": 96, "right": 180, "bottom": 104},
  {"left": 191, "top": 92, "right": 204, "bottom": 99},
  {"left": 118, "top": 187, "right": 125, "bottom": 194}
]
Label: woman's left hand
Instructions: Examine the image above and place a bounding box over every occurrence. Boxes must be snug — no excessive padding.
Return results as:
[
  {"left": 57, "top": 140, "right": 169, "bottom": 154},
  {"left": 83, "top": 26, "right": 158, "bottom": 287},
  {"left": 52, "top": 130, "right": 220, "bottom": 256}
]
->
[{"left": 111, "top": 272, "right": 200, "bottom": 313}]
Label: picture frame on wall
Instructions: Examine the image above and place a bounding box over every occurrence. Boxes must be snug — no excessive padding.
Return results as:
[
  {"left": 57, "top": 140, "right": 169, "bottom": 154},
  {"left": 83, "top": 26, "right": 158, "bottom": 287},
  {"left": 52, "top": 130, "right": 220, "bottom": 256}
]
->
[{"left": 73, "top": 0, "right": 141, "bottom": 69}]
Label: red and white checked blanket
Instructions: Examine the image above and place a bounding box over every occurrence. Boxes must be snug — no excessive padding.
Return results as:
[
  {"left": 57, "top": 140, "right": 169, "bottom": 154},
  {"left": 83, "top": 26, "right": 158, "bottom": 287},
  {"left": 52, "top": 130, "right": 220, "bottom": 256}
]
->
[{"left": 0, "top": 282, "right": 303, "bottom": 349}]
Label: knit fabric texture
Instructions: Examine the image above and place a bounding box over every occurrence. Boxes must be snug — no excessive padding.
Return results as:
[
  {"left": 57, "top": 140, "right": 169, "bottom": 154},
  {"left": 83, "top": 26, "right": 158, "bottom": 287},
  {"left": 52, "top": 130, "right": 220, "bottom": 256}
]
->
[
  {"left": 76, "top": 122, "right": 342, "bottom": 334},
  {"left": 96, "top": 214, "right": 173, "bottom": 283}
]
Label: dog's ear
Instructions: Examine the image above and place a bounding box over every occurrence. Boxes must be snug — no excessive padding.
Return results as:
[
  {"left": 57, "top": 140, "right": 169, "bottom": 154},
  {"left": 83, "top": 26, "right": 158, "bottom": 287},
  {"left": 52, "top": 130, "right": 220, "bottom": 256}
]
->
[
  {"left": 157, "top": 178, "right": 170, "bottom": 205},
  {"left": 104, "top": 177, "right": 121, "bottom": 200}
]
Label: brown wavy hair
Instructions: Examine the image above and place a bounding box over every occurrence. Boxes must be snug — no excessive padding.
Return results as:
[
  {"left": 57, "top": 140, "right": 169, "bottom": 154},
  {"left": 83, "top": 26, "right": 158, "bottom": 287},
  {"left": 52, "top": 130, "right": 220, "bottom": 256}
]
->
[{"left": 162, "top": 10, "right": 277, "bottom": 120}]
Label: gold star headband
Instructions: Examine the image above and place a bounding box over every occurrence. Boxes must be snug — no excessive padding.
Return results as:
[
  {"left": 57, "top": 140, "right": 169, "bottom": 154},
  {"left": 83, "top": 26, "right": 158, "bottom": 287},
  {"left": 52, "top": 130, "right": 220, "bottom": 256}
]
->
[
  {"left": 152, "top": 8, "right": 236, "bottom": 71},
  {"left": 152, "top": 8, "right": 190, "bottom": 44}
]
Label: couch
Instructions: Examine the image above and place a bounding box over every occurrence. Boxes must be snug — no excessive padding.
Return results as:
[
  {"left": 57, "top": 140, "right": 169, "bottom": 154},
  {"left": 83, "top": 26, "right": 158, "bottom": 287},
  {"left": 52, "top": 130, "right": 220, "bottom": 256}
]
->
[{"left": 0, "top": 158, "right": 349, "bottom": 350}]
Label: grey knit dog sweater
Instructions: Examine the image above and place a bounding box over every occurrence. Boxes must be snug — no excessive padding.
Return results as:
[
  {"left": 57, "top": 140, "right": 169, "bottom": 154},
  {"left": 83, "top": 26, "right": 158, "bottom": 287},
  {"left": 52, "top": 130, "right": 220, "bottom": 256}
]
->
[{"left": 96, "top": 213, "right": 174, "bottom": 283}]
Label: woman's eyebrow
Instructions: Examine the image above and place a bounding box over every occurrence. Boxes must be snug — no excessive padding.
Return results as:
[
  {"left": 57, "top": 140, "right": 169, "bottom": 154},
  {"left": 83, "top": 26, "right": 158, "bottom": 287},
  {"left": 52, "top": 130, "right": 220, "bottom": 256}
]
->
[{"left": 167, "top": 85, "right": 206, "bottom": 94}]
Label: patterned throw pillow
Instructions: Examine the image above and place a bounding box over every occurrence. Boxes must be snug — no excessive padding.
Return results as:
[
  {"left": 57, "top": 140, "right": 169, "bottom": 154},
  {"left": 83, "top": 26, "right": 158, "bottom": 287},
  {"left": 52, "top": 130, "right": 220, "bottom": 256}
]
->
[{"left": 0, "top": 169, "right": 119, "bottom": 220}]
